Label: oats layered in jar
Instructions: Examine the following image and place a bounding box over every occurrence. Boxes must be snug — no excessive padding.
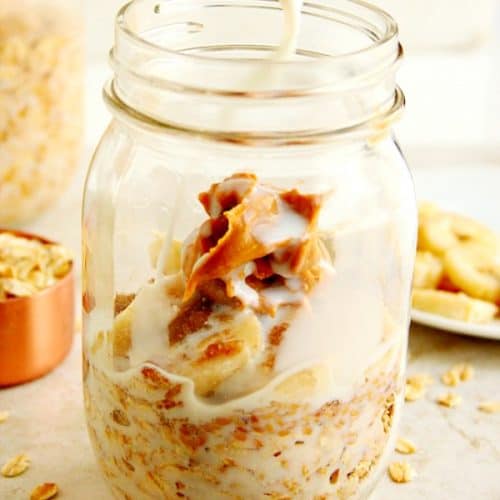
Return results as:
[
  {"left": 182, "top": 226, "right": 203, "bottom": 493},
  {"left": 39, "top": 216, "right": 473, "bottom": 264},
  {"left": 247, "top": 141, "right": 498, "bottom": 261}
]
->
[{"left": 84, "top": 173, "right": 407, "bottom": 499}]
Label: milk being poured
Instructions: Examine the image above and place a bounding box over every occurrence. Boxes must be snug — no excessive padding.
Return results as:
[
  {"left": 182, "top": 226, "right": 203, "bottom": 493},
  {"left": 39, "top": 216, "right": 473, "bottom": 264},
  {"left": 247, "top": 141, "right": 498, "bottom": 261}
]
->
[
  {"left": 276, "top": 0, "right": 304, "bottom": 60},
  {"left": 155, "top": 0, "right": 305, "bottom": 278}
]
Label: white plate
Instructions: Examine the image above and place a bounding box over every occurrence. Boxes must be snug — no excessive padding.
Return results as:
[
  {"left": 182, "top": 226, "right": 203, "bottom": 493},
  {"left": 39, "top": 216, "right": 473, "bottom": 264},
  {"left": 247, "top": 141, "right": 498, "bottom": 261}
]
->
[
  {"left": 410, "top": 158, "right": 500, "bottom": 340},
  {"left": 411, "top": 309, "right": 500, "bottom": 340}
]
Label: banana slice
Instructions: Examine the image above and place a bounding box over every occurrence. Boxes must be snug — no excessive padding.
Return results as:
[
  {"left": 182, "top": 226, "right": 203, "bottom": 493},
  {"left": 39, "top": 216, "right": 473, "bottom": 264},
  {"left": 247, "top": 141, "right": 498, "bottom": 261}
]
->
[
  {"left": 419, "top": 212, "right": 499, "bottom": 256},
  {"left": 172, "top": 311, "right": 262, "bottom": 397},
  {"left": 417, "top": 203, "right": 441, "bottom": 251},
  {"left": 274, "top": 365, "right": 329, "bottom": 400},
  {"left": 111, "top": 305, "right": 133, "bottom": 358},
  {"left": 149, "top": 233, "right": 182, "bottom": 275},
  {"left": 418, "top": 202, "right": 441, "bottom": 220},
  {"left": 412, "top": 289, "right": 498, "bottom": 323},
  {"left": 444, "top": 244, "right": 500, "bottom": 304},
  {"left": 413, "top": 251, "right": 443, "bottom": 289}
]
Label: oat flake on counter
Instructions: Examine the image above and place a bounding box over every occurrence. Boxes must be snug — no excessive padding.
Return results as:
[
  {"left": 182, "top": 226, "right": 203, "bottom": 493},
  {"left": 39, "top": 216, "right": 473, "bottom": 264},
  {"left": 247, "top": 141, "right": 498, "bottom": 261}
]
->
[
  {"left": 405, "top": 373, "right": 434, "bottom": 402},
  {"left": 478, "top": 401, "right": 500, "bottom": 414},
  {"left": 437, "top": 392, "right": 462, "bottom": 408},
  {"left": 395, "top": 437, "right": 417, "bottom": 455},
  {"left": 30, "top": 482, "right": 59, "bottom": 500},
  {"left": 388, "top": 461, "right": 416, "bottom": 483},
  {"left": 1, "top": 453, "right": 30, "bottom": 477},
  {"left": 441, "top": 363, "right": 474, "bottom": 387}
]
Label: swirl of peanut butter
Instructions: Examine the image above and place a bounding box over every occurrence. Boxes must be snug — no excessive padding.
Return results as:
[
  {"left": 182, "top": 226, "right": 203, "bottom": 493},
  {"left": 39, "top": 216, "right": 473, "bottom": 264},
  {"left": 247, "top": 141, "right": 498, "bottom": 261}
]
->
[{"left": 182, "top": 174, "right": 327, "bottom": 312}]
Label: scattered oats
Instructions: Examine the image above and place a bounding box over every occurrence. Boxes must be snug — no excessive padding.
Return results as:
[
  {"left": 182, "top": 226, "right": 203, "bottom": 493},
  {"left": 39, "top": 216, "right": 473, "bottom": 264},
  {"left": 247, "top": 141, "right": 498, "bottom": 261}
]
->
[
  {"left": 30, "top": 483, "right": 59, "bottom": 500},
  {"left": 0, "top": 410, "right": 9, "bottom": 423},
  {"left": 1, "top": 453, "right": 30, "bottom": 477},
  {"left": 405, "top": 374, "right": 433, "bottom": 402},
  {"left": 395, "top": 437, "right": 416, "bottom": 455},
  {"left": 441, "top": 370, "right": 460, "bottom": 387},
  {"left": 405, "top": 382, "right": 425, "bottom": 402},
  {"left": 478, "top": 401, "right": 500, "bottom": 414},
  {"left": 437, "top": 392, "right": 462, "bottom": 408},
  {"left": 442, "top": 363, "right": 474, "bottom": 386},
  {"left": 388, "top": 461, "right": 416, "bottom": 483},
  {"left": 458, "top": 363, "right": 474, "bottom": 382}
]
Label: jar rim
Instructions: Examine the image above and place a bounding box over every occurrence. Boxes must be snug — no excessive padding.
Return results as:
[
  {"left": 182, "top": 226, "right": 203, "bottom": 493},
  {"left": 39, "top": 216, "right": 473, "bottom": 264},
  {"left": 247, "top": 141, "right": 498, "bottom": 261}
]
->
[
  {"left": 104, "top": 79, "right": 404, "bottom": 146},
  {"left": 116, "top": 0, "right": 398, "bottom": 71},
  {"left": 110, "top": 0, "right": 403, "bottom": 139}
]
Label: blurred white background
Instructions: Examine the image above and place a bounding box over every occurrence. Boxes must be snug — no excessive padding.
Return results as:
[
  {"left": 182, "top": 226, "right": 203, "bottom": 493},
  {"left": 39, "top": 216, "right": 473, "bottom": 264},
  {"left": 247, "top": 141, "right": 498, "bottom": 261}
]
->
[{"left": 85, "top": 0, "right": 125, "bottom": 63}]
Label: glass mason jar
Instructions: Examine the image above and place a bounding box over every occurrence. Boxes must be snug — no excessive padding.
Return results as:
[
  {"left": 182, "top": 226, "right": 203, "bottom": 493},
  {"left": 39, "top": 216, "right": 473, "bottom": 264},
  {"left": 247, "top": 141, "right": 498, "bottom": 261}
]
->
[
  {"left": 82, "top": 1, "right": 416, "bottom": 498},
  {"left": 0, "top": 0, "right": 84, "bottom": 225}
]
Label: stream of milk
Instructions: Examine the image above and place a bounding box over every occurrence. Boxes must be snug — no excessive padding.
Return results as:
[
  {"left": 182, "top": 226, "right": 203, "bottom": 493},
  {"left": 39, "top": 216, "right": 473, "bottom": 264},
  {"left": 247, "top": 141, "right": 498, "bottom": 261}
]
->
[{"left": 155, "top": 0, "right": 305, "bottom": 277}]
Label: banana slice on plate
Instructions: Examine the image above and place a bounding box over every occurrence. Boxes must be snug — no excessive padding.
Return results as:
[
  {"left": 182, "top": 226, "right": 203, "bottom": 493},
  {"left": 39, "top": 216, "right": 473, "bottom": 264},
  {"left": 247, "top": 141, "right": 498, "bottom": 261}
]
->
[
  {"left": 419, "top": 212, "right": 499, "bottom": 256},
  {"left": 412, "top": 289, "right": 498, "bottom": 323},
  {"left": 444, "top": 243, "right": 500, "bottom": 304},
  {"left": 418, "top": 202, "right": 441, "bottom": 220},
  {"left": 413, "top": 251, "right": 443, "bottom": 289}
]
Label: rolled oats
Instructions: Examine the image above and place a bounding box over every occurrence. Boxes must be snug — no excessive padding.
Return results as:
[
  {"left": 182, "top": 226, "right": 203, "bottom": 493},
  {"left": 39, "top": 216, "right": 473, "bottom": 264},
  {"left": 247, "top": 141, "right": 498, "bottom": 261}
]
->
[
  {"left": 405, "top": 374, "right": 433, "bottom": 402},
  {"left": 388, "top": 461, "right": 415, "bottom": 483},
  {"left": 437, "top": 392, "right": 462, "bottom": 408},
  {"left": 395, "top": 437, "right": 416, "bottom": 455},
  {"left": 441, "top": 363, "right": 474, "bottom": 386},
  {"left": 30, "top": 483, "right": 59, "bottom": 500},
  {"left": 477, "top": 401, "right": 500, "bottom": 414},
  {"left": 441, "top": 369, "right": 460, "bottom": 387},
  {"left": 0, "top": 232, "right": 72, "bottom": 301},
  {"left": 0, "top": 4, "right": 83, "bottom": 224},
  {"left": 457, "top": 363, "right": 474, "bottom": 382},
  {"left": 1, "top": 453, "right": 30, "bottom": 477},
  {"left": 405, "top": 382, "right": 425, "bottom": 402},
  {"left": 86, "top": 358, "right": 402, "bottom": 499}
]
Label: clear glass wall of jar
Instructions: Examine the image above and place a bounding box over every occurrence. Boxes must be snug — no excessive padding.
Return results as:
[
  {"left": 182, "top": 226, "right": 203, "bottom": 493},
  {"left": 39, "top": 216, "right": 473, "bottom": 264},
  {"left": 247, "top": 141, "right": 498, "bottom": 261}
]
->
[
  {"left": 0, "top": 0, "right": 84, "bottom": 225},
  {"left": 82, "top": 1, "right": 416, "bottom": 498}
]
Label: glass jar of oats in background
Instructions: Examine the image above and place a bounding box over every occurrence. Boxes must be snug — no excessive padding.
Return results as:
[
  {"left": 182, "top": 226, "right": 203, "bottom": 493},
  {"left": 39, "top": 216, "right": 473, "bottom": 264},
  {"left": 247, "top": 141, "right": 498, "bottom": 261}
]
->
[
  {"left": 0, "top": 0, "right": 84, "bottom": 225},
  {"left": 83, "top": 1, "right": 416, "bottom": 498}
]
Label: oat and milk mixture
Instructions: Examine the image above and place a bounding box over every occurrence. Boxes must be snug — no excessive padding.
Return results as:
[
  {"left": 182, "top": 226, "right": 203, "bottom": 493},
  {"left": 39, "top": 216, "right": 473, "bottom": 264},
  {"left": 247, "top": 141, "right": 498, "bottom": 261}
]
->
[{"left": 84, "top": 174, "right": 404, "bottom": 499}]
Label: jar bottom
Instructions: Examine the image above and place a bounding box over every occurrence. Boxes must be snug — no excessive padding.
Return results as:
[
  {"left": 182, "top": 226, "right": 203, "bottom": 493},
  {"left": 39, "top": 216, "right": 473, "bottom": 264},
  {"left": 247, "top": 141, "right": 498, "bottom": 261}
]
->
[{"left": 84, "top": 342, "right": 403, "bottom": 500}]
